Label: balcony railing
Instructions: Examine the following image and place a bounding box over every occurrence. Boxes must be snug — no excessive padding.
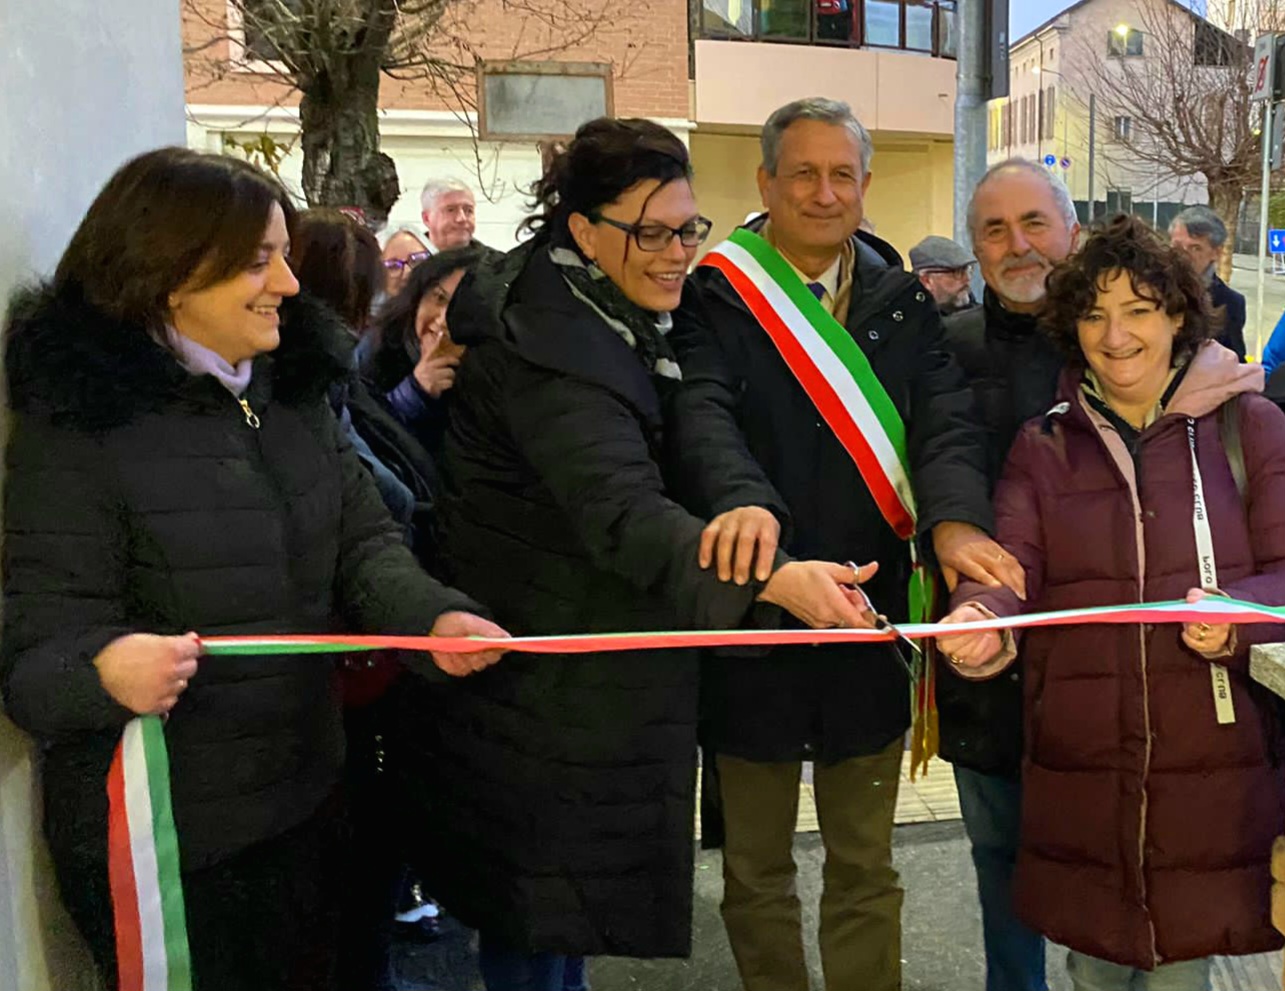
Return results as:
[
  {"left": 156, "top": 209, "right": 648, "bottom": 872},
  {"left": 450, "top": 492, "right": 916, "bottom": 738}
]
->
[{"left": 696, "top": 0, "right": 957, "bottom": 58}]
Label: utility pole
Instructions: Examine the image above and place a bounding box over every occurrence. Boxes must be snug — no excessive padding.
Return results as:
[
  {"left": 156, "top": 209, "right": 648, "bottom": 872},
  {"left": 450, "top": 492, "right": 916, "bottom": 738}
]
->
[{"left": 954, "top": 0, "right": 989, "bottom": 251}]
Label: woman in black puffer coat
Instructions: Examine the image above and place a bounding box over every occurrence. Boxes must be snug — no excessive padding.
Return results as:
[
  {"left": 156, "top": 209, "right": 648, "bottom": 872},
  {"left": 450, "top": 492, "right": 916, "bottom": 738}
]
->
[
  {"left": 388, "top": 118, "right": 875, "bottom": 991},
  {"left": 0, "top": 147, "right": 506, "bottom": 991}
]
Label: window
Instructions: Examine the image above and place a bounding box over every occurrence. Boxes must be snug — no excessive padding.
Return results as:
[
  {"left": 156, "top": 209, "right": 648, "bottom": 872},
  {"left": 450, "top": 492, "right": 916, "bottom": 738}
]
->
[
  {"left": 1027, "top": 93, "right": 1037, "bottom": 143},
  {"left": 1045, "top": 86, "right": 1057, "bottom": 140},
  {"left": 698, "top": 0, "right": 958, "bottom": 55},
  {"left": 1106, "top": 189, "right": 1134, "bottom": 214},
  {"left": 906, "top": 0, "right": 936, "bottom": 52},
  {"left": 701, "top": 0, "right": 754, "bottom": 38},
  {"left": 239, "top": 0, "right": 303, "bottom": 63},
  {"left": 1108, "top": 28, "right": 1144, "bottom": 57},
  {"left": 760, "top": 0, "right": 810, "bottom": 39},
  {"left": 1002, "top": 102, "right": 1011, "bottom": 147},
  {"left": 1113, "top": 115, "right": 1132, "bottom": 141},
  {"left": 1020, "top": 98, "right": 1028, "bottom": 145},
  {"left": 864, "top": 0, "right": 901, "bottom": 46},
  {"left": 1194, "top": 22, "right": 1235, "bottom": 66}
]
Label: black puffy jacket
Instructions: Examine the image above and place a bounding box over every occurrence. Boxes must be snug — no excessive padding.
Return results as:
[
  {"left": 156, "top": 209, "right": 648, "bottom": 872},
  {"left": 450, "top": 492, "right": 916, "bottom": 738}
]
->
[
  {"left": 668, "top": 222, "right": 993, "bottom": 765},
  {"left": 935, "top": 289, "right": 1065, "bottom": 775},
  {"left": 1, "top": 287, "right": 479, "bottom": 873},
  {"left": 389, "top": 238, "right": 775, "bottom": 959}
]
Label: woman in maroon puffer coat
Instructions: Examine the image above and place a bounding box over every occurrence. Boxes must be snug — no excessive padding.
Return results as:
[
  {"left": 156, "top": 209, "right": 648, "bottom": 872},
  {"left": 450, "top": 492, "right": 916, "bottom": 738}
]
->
[{"left": 937, "top": 215, "right": 1285, "bottom": 991}]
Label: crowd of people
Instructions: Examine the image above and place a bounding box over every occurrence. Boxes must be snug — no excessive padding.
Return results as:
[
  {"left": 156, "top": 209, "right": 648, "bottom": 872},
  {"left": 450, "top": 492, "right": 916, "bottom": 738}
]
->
[{"left": 3, "top": 95, "right": 1285, "bottom": 991}]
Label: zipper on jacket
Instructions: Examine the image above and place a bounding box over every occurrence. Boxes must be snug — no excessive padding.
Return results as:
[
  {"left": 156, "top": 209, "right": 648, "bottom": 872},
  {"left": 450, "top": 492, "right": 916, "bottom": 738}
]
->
[{"left": 237, "top": 397, "right": 261, "bottom": 429}]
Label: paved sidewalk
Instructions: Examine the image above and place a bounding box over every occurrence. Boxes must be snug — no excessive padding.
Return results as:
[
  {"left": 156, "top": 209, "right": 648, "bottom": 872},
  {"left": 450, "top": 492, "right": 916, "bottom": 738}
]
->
[{"left": 394, "top": 816, "right": 1282, "bottom": 991}]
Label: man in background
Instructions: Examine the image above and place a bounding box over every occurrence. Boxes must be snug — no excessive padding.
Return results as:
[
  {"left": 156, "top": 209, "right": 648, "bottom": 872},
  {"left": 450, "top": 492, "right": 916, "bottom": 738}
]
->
[
  {"left": 420, "top": 178, "right": 478, "bottom": 252},
  {"left": 1170, "top": 205, "right": 1246, "bottom": 361},
  {"left": 910, "top": 234, "right": 977, "bottom": 315}
]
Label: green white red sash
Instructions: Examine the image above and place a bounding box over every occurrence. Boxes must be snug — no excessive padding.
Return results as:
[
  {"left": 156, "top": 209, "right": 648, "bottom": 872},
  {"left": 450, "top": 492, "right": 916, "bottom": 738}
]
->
[
  {"left": 108, "top": 715, "right": 191, "bottom": 991},
  {"left": 699, "top": 227, "right": 916, "bottom": 540},
  {"left": 107, "top": 595, "right": 1285, "bottom": 981}
]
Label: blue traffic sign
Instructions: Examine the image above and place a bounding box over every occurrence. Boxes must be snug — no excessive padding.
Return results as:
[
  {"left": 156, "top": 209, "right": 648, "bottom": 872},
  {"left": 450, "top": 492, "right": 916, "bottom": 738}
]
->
[
  {"left": 1043, "top": 154, "right": 1057, "bottom": 167},
  {"left": 1060, "top": 157, "right": 1072, "bottom": 169},
  {"left": 1271, "top": 229, "right": 1285, "bottom": 254}
]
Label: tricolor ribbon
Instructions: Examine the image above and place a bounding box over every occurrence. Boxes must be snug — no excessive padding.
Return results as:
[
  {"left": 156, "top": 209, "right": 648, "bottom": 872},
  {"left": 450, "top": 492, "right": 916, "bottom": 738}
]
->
[{"left": 109, "top": 594, "right": 1285, "bottom": 990}]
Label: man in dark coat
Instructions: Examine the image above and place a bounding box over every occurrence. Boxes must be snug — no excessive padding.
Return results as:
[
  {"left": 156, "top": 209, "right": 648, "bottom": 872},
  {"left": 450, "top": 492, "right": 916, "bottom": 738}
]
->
[
  {"left": 1170, "top": 205, "right": 1247, "bottom": 361},
  {"left": 667, "top": 97, "right": 1019, "bottom": 991},
  {"left": 936, "top": 158, "right": 1079, "bottom": 991}
]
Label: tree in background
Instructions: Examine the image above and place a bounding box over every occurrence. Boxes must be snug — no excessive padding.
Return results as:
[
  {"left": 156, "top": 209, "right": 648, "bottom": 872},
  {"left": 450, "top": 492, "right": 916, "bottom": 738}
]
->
[
  {"left": 184, "top": 0, "right": 637, "bottom": 224},
  {"left": 1072, "top": 0, "right": 1281, "bottom": 277}
]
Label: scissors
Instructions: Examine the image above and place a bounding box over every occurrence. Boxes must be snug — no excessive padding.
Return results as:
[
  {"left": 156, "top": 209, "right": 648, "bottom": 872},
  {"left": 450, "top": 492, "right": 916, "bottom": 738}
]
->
[{"left": 843, "top": 560, "right": 921, "bottom": 678}]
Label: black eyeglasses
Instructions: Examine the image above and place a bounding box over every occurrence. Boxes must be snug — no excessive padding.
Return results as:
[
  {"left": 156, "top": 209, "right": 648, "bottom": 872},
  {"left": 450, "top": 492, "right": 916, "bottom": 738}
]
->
[
  {"left": 382, "top": 251, "right": 431, "bottom": 272},
  {"left": 589, "top": 214, "right": 713, "bottom": 252}
]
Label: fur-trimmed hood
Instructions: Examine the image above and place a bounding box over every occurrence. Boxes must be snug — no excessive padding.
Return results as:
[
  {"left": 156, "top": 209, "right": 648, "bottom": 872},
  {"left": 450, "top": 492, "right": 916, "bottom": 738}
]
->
[{"left": 4, "top": 285, "right": 354, "bottom": 432}]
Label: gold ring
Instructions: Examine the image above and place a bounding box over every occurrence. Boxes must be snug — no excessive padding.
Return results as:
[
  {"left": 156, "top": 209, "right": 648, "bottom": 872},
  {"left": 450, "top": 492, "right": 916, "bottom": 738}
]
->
[{"left": 949, "top": 653, "right": 965, "bottom": 666}]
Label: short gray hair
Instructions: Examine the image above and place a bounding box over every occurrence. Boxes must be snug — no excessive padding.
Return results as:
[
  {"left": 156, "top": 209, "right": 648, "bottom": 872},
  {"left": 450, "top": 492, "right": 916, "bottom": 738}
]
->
[
  {"left": 1171, "top": 205, "right": 1227, "bottom": 248},
  {"left": 966, "top": 158, "right": 1079, "bottom": 246},
  {"left": 380, "top": 224, "right": 427, "bottom": 250},
  {"left": 761, "top": 98, "right": 874, "bottom": 177},
  {"left": 420, "top": 177, "right": 473, "bottom": 214}
]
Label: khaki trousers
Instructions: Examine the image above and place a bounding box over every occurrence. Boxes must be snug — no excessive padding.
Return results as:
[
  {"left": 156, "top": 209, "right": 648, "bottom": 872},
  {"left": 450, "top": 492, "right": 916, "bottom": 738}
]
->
[{"left": 716, "top": 740, "right": 904, "bottom": 991}]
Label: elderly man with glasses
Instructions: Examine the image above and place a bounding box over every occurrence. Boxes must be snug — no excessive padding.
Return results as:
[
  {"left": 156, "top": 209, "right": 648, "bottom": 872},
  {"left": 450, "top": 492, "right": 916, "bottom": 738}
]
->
[{"left": 910, "top": 234, "right": 978, "bottom": 316}]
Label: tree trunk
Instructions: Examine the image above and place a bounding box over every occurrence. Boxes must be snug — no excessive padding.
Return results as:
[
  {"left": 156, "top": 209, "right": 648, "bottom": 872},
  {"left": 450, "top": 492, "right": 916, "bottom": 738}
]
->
[
  {"left": 297, "top": 6, "right": 400, "bottom": 228},
  {"left": 1208, "top": 179, "right": 1243, "bottom": 284}
]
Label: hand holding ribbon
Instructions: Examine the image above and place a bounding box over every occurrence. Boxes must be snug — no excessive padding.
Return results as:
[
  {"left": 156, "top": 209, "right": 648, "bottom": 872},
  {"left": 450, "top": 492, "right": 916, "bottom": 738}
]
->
[
  {"left": 94, "top": 632, "right": 202, "bottom": 716},
  {"left": 1181, "top": 588, "right": 1232, "bottom": 657},
  {"left": 934, "top": 603, "right": 1005, "bottom": 674},
  {"left": 429, "top": 611, "right": 512, "bottom": 676}
]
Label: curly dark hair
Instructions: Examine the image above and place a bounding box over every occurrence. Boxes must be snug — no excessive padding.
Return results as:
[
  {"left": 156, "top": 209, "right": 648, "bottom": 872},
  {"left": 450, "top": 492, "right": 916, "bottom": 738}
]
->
[
  {"left": 520, "top": 117, "right": 692, "bottom": 239},
  {"left": 1040, "top": 213, "right": 1213, "bottom": 365}
]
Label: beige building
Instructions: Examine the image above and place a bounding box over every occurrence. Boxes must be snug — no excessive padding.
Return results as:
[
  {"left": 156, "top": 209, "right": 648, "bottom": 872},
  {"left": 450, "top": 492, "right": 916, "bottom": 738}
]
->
[
  {"left": 987, "top": 0, "right": 1217, "bottom": 226},
  {"left": 185, "top": 0, "right": 963, "bottom": 260}
]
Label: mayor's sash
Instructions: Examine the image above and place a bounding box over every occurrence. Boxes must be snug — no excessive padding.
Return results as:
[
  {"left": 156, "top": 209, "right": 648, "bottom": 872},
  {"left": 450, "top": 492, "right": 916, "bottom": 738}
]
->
[{"left": 699, "top": 227, "right": 916, "bottom": 540}]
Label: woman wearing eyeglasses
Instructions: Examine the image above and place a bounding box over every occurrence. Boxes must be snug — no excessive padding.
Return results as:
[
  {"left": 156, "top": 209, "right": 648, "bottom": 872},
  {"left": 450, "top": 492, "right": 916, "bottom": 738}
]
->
[
  {"left": 380, "top": 227, "right": 431, "bottom": 299},
  {"left": 385, "top": 117, "right": 877, "bottom": 990}
]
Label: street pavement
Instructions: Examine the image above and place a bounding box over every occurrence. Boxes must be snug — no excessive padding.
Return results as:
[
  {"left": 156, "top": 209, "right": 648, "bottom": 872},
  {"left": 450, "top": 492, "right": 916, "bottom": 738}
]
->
[
  {"left": 393, "top": 820, "right": 1075, "bottom": 991},
  {"left": 394, "top": 819, "right": 1282, "bottom": 990}
]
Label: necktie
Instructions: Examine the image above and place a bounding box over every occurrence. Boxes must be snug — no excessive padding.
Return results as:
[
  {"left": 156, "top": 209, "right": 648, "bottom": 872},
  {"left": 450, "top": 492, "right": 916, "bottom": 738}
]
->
[{"left": 807, "top": 281, "right": 826, "bottom": 301}]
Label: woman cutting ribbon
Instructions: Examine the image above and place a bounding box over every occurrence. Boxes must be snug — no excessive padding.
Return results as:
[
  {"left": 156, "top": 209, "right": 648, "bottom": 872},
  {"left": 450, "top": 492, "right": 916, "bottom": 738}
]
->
[
  {"left": 936, "top": 214, "right": 1285, "bottom": 991},
  {"left": 392, "top": 117, "right": 876, "bottom": 990}
]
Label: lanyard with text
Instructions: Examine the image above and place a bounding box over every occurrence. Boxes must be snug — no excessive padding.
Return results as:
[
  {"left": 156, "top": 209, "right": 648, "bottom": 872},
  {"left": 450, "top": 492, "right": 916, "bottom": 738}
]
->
[{"left": 1187, "top": 417, "right": 1236, "bottom": 725}]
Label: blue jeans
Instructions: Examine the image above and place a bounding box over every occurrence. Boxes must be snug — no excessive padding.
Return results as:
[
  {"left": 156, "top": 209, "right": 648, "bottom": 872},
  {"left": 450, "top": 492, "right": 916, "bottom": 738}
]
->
[
  {"left": 954, "top": 766, "right": 1047, "bottom": 991},
  {"left": 1066, "top": 952, "right": 1211, "bottom": 991},
  {"left": 477, "top": 931, "right": 588, "bottom": 991}
]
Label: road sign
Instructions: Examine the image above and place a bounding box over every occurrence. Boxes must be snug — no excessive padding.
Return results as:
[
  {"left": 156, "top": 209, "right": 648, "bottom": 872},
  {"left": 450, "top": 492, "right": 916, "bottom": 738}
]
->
[
  {"left": 1043, "top": 153, "right": 1056, "bottom": 167},
  {"left": 1270, "top": 229, "right": 1285, "bottom": 254},
  {"left": 1253, "top": 33, "right": 1278, "bottom": 102},
  {"left": 1060, "top": 157, "right": 1072, "bottom": 169}
]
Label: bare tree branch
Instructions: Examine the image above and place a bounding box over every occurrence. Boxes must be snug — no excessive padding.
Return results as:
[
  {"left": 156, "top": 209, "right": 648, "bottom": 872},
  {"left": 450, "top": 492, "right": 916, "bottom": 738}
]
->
[
  {"left": 1067, "top": 0, "right": 1285, "bottom": 273},
  {"left": 186, "top": 0, "right": 642, "bottom": 215}
]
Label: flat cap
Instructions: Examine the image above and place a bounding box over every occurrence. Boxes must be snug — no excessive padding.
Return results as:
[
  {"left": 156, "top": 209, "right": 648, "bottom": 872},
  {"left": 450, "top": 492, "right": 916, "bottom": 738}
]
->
[{"left": 909, "top": 235, "right": 975, "bottom": 272}]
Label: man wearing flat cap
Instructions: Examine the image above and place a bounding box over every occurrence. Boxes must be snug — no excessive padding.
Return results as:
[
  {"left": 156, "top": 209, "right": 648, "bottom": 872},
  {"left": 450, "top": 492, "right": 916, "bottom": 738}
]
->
[{"left": 910, "top": 235, "right": 977, "bottom": 316}]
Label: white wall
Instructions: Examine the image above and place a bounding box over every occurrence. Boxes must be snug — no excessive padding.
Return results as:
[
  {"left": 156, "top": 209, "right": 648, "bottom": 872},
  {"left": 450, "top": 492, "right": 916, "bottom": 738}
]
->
[
  {"left": 0, "top": 2, "right": 185, "bottom": 989},
  {"left": 186, "top": 106, "right": 694, "bottom": 250}
]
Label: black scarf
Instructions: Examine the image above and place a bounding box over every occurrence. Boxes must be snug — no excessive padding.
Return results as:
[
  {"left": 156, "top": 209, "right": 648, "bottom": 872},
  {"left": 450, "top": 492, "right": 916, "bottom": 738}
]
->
[{"left": 548, "top": 240, "right": 682, "bottom": 381}]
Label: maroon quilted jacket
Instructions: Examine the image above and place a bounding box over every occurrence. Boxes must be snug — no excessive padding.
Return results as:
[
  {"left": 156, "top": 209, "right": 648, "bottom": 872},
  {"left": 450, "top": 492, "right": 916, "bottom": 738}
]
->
[{"left": 954, "top": 342, "right": 1285, "bottom": 968}]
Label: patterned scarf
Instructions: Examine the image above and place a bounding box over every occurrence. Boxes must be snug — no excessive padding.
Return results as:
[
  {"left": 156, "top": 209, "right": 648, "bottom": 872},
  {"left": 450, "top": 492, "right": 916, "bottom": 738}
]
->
[{"left": 548, "top": 244, "right": 682, "bottom": 381}]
